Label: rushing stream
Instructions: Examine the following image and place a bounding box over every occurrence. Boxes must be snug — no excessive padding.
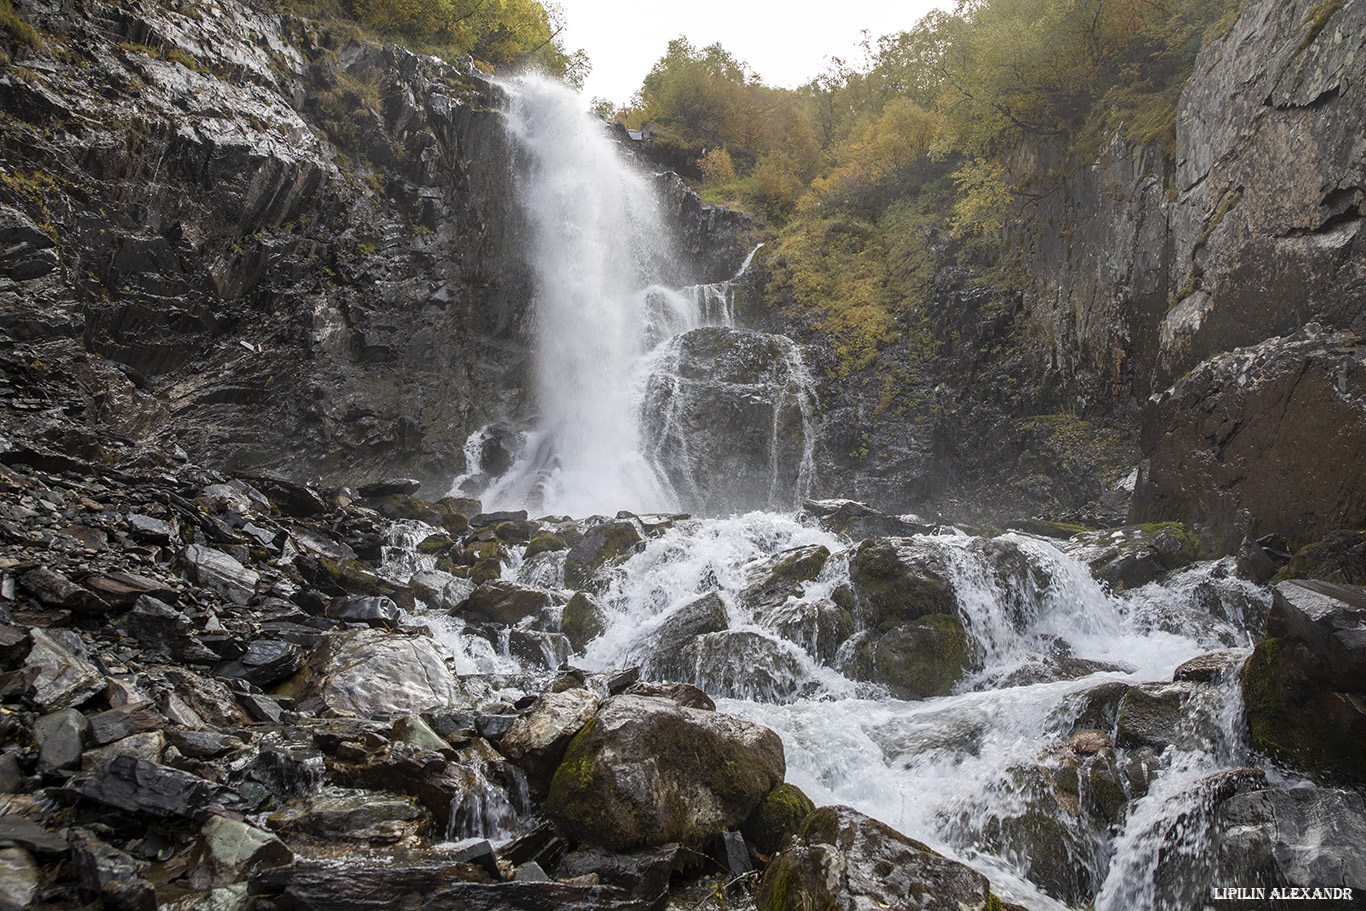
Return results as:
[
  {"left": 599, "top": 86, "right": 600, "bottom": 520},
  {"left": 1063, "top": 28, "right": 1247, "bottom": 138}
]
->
[{"left": 428, "top": 75, "right": 1292, "bottom": 910}]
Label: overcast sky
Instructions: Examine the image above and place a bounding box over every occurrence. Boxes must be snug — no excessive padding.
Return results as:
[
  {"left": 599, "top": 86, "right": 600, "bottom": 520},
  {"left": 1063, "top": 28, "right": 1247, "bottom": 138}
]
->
[{"left": 555, "top": 0, "right": 953, "bottom": 106}]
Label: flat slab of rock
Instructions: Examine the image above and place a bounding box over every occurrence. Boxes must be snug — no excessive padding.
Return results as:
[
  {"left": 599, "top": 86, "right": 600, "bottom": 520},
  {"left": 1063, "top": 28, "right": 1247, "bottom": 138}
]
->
[{"left": 76, "top": 755, "right": 246, "bottom": 820}]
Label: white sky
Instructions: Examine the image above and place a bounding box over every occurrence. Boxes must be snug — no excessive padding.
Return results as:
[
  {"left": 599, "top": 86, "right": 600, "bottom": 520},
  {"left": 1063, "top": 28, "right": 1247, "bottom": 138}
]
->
[{"left": 555, "top": 0, "right": 953, "bottom": 106}]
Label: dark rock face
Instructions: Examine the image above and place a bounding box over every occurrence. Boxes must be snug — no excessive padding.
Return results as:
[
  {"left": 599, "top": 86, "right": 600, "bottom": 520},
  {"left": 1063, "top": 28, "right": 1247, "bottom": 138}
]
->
[
  {"left": 0, "top": 0, "right": 747, "bottom": 497},
  {"left": 639, "top": 327, "right": 817, "bottom": 515},
  {"left": 1131, "top": 327, "right": 1366, "bottom": 552},
  {"left": 1241, "top": 580, "right": 1366, "bottom": 784}
]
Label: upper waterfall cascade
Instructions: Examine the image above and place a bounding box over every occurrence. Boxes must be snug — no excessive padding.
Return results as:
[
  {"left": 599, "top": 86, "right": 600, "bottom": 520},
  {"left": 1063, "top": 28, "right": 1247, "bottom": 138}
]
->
[{"left": 453, "top": 76, "right": 813, "bottom": 517}]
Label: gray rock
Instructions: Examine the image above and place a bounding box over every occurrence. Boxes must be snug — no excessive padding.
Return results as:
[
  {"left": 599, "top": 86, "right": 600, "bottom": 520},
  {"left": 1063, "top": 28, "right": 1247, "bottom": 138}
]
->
[
  {"left": 76, "top": 755, "right": 246, "bottom": 820},
  {"left": 1214, "top": 788, "right": 1366, "bottom": 888},
  {"left": 1241, "top": 579, "right": 1366, "bottom": 783},
  {"left": 71, "top": 831, "right": 157, "bottom": 911},
  {"left": 33, "top": 707, "right": 88, "bottom": 773},
  {"left": 638, "top": 591, "right": 728, "bottom": 679},
  {"left": 391, "top": 714, "right": 451, "bottom": 754},
  {"left": 325, "top": 595, "right": 401, "bottom": 629},
  {"left": 17, "top": 567, "right": 108, "bottom": 616},
  {"left": 758, "top": 805, "right": 992, "bottom": 911},
  {"left": 0, "top": 847, "right": 40, "bottom": 911},
  {"left": 267, "top": 787, "right": 429, "bottom": 843},
  {"left": 87, "top": 701, "right": 167, "bottom": 746},
  {"left": 23, "top": 628, "right": 103, "bottom": 712},
  {"left": 498, "top": 689, "right": 598, "bottom": 784},
  {"left": 182, "top": 545, "right": 259, "bottom": 606},
  {"left": 284, "top": 629, "right": 463, "bottom": 718},
  {"left": 122, "top": 595, "right": 218, "bottom": 664},
  {"left": 81, "top": 731, "right": 167, "bottom": 772},
  {"left": 459, "top": 580, "right": 560, "bottom": 626},
  {"left": 187, "top": 816, "right": 293, "bottom": 890},
  {"left": 0, "top": 816, "right": 69, "bottom": 855}
]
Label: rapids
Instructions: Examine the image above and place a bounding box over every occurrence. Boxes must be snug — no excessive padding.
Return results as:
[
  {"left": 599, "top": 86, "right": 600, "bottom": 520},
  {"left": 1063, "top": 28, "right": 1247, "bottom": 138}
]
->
[{"left": 430, "top": 74, "right": 1291, "bottom": 910}]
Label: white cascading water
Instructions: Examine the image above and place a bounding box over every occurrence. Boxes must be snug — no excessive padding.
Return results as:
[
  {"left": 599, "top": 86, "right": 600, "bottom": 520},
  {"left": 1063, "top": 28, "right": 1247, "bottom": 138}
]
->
[
  {"left": 417, "top": 76, "right": 1295, "bottom": 908},
  {"left": 464, "top": 76, "right": 806, "bottom": 517}
]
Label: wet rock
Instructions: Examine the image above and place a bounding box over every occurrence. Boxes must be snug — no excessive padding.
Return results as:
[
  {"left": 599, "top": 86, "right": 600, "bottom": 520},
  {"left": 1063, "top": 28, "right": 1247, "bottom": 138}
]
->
[
  {"left": 563, "top": 521, "right": 643, "bottom": 590},
  {"left": 87, "top": 701, "right": 167, "bottom": 746},
  {"left": 325, "top": 595, "right": 401, "bottom": 629},
  {"left": 17, "top": 567, "right": 108, "bottom": 616},
  {"left": 1173, "top": 648, "right": 1249, "bottom": 683},
  {"left": 753, "top": 597, "right": 852, "bottom": 665},
  {"left": 838, "top": 614, "right": 968, "bottom": 700},
  {"left": 284, "top": 628, "right": 463, "bottom": 718},
  {"left": 23, "top": 627, "right": 103, "bottom": 712},
  {"left": 1133, "top": 329, "right": 1366, "bottom": 554},
  {"left": 847, "top": 537, "right": 957, "bottom": 626},
  {"left": 1241, "top": 579, "right": 1366, "bottom": 783},
  {"left": 268, "top": 787, "right": 430, "bottom": 844},
  {"left": 232, "top": 639, "right": 305, "bottom": 688},
  {"left": 561, "top": 592, "right": 606, "bottom": 652},
  {"left": 757, "top": 805, "right": 992, "bottom": 911},
  {"left": 741, "top": 782, "right": 816, "bottom": 856},
  {"left": 638, "top": 592, "right": 728, "bottom": 678},
  {"left": 799, "top": 499, "right": 934, "bottom": 540},
  {"left": 76, "top": 755, "right": 246, "bottom": 820},
  {"left": 0, "top": 816, "right": 68, "bottom": 855},
  {"left": 81, "top": 571, "right": 176, "bottom": 608},
  {"left": 181, "top": 544, "right": 259, "bottom": 606},
  {"left": 33, "top": 707, "right": 87, "bottom": 773},
  {"left": 1066, "top": 523, "right": 1202, "bottom": 590},
  {"left": 0, "top": 847, "right": 38, "bottom": 911},
  {"left": 155, "top": 667, "right": 252, "bottom": 728},
  {"left": 662, "top": 630, "right": 808, "bottom": 702},
  {"left": 1275, "top": 530, "right": 1366, "bottom": 587},
  {"left": 545, "top": 694, "right": 784, "bottom": 851},
  {"left": 332, "top": 742, "right": 495, "bottom": 835},
  {"left": 739, "top": 545, "right": 831, "bottom": 612},
  {"left": 557, "top": 844, "right": 679, "bottom": 907},
  {"left": 1116, "top": 682, "right": 1209, "bottom": 752},
  {"left": 460, "top": 581, "right": 559, "bottom": 626},
  {"left": 498, "top": 689, "right": 598, "bottom": 786},
  {"left": 410, "top": 570, "right": 474, "bottom": 612},
  {"left": 81, "top": 731, "right": 167, "bottom": 771},
  {"left": 187, "top": 816, "right": 293, "bottom": 890},
  {"left": 1213, "top": 788, "right": 1366, "bottom": 890},
  {"left": 620, "top": 682, "right": 714, "bottom": 711},
  {"left": 122, "top": 595, "right": 218, "bottom": 664},
  {"left": 255, "top": 857, "right": 654, "bottom": 910},
  {"left": 71, "top": 831, "right": 158, "bottom": 911},
  {"left": 392, "top": 714, "right": 452, "bottom": 754},
  {"left": 359, "top": 478, "right": 423, "bottom": 498}
]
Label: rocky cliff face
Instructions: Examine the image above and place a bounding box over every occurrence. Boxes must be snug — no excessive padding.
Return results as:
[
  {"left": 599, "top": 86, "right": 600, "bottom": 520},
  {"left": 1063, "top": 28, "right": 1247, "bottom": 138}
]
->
[
  {"left": 1018, "top": 0, "right": 1364, "bottom": 402},
  {"left": 0, "top": 0, "right": 747, "bottom": 498}
]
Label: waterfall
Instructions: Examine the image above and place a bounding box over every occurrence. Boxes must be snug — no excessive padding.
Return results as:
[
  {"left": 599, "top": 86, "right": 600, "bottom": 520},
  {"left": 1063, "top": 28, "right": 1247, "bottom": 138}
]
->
[{"left": 460, "top": 76, "right": 815, "bottom": 518}]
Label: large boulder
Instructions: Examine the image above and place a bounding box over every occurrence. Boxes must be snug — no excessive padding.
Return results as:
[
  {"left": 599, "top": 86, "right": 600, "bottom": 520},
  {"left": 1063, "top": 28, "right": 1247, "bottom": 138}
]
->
[
  {"left": 1240, "top": 580, "right": 1366, "bottom": 783},
  {"left": 563, "top": 521, "right": 644, "bottom": 590},
  {"left": 544, "top": 694, "right": 784, "bottom": 851},
  {"left": 846, "top": 537, "right": 957, "bottom": 626},
  {"left": 283, "top": 629, "right": 464, "bottom": 718},
  {"left": 498, "top": 689, "right": 599, "bottom": 787},
  {"left": 757, "top": 805, "right": 994, "bottom": 911},
  {"left": 1132, "top": 328, "right": 1366, "bottom": 554},
  {"left": 1213, "top": 788, "right": 1366, "bottom": 891}
]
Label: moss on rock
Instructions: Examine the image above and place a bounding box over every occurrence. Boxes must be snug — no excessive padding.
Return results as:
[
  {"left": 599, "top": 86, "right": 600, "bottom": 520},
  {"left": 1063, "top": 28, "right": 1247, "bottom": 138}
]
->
[{"left": 741, "top": 782, "right": 817, "bottom": 856}]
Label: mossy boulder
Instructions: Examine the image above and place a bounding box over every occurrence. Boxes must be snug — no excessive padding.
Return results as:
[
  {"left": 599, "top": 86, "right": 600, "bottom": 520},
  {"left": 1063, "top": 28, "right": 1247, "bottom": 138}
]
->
[
  {"left": 847, "top": 537, "right": 956, "bottom": 627},
  {"left": 1240, "top": 580, "right": 1366, "bottom": 783},
  {"left": 1065, "top": 522, "right": 1202, "bottom": 591},
  {"left": 524, "top": 529, "right": 568, "bottom": 560},
  {"left": 757, "top": 805, "right": 992, "bottom": 911},
  {"left": 740, "top": 782, "right": 816, "bottom": 856},
  {"left": 561, "top": 591, "right": 606, "bottom": 652},
  {"left": 838, "top": 614, "right": 968, "bottom": 700},
  {"left": 458, "top": 580, "right": 560, "bottom": 626},
  {"left": 739, "top": 544, "right": 831, "bottom": 612},
  {"left": 544, "top": 694, "right": 784, "bottom": 851},
  {"left": 1274, "top": 530, "right": 1366, "bottom": 586},
  {"left": 563, "top": 520, "right": 644, "bottom": 590}
]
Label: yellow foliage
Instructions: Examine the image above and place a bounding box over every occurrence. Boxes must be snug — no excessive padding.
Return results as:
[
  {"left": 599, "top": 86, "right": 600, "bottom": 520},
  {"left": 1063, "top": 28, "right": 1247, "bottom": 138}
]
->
[{"left": 700, "top": 147, "right": 736, "bottom": 185}]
